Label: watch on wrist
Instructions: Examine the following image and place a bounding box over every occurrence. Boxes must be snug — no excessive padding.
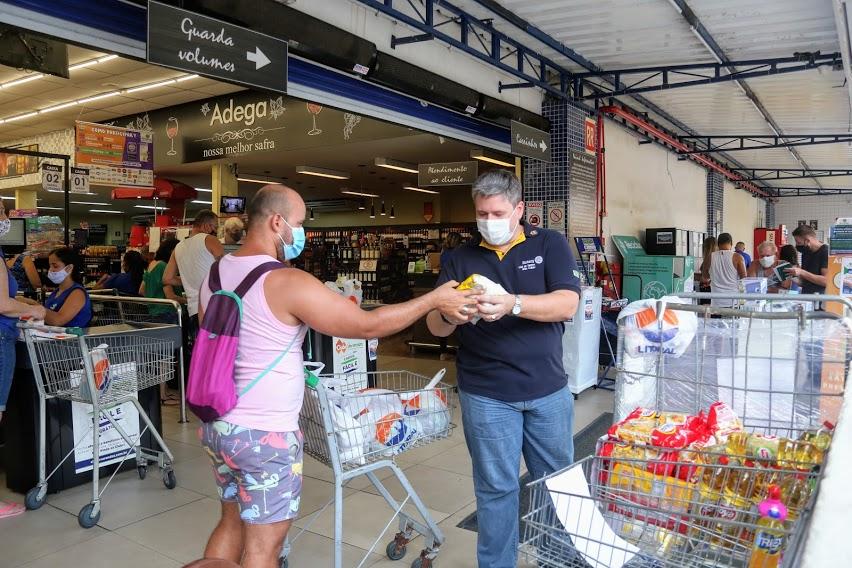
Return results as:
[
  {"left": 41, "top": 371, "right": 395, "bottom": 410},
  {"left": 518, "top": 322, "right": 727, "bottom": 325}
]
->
[{"left": 511, "top": 294, "right": 522, "bottom": 316}]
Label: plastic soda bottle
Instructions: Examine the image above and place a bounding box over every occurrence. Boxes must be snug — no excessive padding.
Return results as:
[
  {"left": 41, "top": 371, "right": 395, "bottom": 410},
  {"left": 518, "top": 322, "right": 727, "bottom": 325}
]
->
[{"left": 748, "top": 485, "right": 787, "bottom": 568}]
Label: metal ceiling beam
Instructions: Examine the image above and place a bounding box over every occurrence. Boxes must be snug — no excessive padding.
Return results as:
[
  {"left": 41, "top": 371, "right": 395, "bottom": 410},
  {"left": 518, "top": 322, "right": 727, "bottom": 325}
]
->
[
  {"left": 774, "top": 188, "right": 852, "bottom": 196},
  {"left": 575, "top": 53, "right": 841, "bottom": 100},
  {"left": 728, "top": 168, "right": 852, "bottom": 181},
  {"left": 679, "top": 134, "right": 852, "bottom": 153},
  {"left": 667, "top": 0, "right": 825, "bottom": 190}
]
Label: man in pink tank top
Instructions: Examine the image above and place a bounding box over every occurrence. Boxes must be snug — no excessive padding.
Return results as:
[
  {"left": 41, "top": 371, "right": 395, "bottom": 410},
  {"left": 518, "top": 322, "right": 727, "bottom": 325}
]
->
[{"left": 198, "top": 185, "right": 477, "bottom": 568}]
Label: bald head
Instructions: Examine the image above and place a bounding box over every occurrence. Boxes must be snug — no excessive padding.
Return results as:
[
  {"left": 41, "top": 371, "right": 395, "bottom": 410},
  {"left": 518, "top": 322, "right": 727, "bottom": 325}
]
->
[{"left": 246, "top": 184, "right": 303, "bottom": 230}]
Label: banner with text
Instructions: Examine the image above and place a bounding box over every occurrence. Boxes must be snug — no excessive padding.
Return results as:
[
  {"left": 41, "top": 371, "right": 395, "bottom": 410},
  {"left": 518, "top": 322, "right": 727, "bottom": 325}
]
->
[
  {"left": 75, "top": 121, "right": 153, "bottom": 187},
  {"left": 418, "top": 161, "right": 478, "bottom": 187}
]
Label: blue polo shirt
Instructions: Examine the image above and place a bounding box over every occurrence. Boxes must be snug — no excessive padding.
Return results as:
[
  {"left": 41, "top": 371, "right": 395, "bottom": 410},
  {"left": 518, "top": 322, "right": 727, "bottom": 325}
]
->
[{"left": 436, "top": 223, "right": 582, "bottom": 402}]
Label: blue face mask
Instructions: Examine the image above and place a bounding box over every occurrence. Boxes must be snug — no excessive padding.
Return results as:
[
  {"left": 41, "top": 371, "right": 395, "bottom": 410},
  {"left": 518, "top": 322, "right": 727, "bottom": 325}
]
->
[{"left": 277, "top": 217, "right": 306, "bottom": 260}]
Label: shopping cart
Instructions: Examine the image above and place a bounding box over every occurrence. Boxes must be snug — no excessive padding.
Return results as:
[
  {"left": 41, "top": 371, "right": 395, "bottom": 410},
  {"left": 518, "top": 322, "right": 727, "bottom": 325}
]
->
[
  {"left": 89, "top": 294, "right": 189, "bottom": 423},
  {"left": 520, "top": 294, "right": 850, "bottom": 567},
  {"left": 20, "top": 321, "right": 178, "bottom": 528},
  {"left": 280, "top": 369, "right": 456, "bottom": 568}
]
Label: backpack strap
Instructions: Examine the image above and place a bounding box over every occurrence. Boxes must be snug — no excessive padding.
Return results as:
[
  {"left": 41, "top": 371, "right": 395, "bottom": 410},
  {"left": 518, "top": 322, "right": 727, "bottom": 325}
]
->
[
  {"left": 233, "top": 261, "right": 285, "bottom": 298},
  {"left": 208, "top": 260, "right": 222, "bottom": 293}
]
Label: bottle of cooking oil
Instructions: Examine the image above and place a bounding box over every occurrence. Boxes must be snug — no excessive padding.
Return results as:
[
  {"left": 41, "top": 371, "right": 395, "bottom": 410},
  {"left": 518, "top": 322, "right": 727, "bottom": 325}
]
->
[
  {"left": 748, "top": 485, "right": 787, "bottom": 568},
  {"left": 780, "top": 473, "right": 811, "bottom": 523}
]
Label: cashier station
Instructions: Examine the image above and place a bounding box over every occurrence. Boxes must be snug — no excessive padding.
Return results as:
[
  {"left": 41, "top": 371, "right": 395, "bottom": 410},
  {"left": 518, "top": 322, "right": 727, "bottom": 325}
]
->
[{"left": 1, "top": 322, "right": 180, "bottom": 494}]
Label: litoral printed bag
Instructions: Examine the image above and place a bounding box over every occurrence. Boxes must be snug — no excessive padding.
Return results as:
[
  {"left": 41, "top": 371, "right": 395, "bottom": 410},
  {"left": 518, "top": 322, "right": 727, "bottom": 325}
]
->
[
  {"left": 79, "top": 343, "right": 112, "bottom": 401},
  {"left": 186, "top": 260, "right": 293, "bottom": 422},
  {"left": 400, "top": 370, "right": 450, "bottom": 437}
]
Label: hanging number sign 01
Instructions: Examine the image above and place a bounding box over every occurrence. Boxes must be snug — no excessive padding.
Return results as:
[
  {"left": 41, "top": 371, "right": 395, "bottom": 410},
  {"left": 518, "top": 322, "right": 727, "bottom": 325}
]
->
[
  {"left": 41, "top": 164, "right": 62, "bottom": 192},
  {"left": 70, "top": 167, "right": 90, "bottom": 194}
]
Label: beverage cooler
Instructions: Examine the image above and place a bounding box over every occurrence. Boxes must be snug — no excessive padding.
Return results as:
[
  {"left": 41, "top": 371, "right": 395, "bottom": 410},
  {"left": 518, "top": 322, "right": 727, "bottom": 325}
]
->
[
  {"left": 753, "top": 225, "right": 788, "bottom": 258},
  {"left": 562, "top": 287, "right": 602, "bottom": 396}
]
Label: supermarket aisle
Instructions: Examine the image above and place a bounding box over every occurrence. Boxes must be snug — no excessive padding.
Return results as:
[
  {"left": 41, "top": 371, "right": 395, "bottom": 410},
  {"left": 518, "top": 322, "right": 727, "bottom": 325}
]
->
[{"left": 0, "top": 352, "right": 612, "bottom": 568}]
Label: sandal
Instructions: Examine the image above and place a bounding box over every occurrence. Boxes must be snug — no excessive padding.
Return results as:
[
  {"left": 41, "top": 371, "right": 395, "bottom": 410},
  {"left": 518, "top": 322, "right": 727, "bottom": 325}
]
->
[{"left": 0, "top": 501, "right": 25, "bottom": 520}]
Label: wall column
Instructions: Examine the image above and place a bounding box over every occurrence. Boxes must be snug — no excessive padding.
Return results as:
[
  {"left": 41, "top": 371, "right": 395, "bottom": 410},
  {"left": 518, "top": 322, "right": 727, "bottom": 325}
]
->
[
  {"left": 15, "top": 187, "right": 37, "bottom": 210},
  {"left": 707, "top": 171, "right": 724, "bottom": 236},
  {"left": 211, "top": 163, "right": 238, "bottom": 215}
]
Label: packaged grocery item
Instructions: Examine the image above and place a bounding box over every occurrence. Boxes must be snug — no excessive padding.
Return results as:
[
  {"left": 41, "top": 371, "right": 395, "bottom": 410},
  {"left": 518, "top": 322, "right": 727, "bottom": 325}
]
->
[
  {"left": 650, "top": 414, "right": 707, "bottom": 449},
  {"left": 608, "top": 462, "right": 695, "bottom": 532},
  {"left": 456, "top": 274, "right": 508, "bottom": 324},
  {"left": 79, "top": 343, "right": 111, "bottom": 401},
  {"left": 707, "top": 401, "right": 743, "bottom": 442},
  {"left": 747, "top": 434, "right": 780, "bottom": 462},
  {"left": 748, "top": 485, "right": 787, "bottom": 568},
  {"left": 607, "top": 407, "right": 659, "bottom": 444}
]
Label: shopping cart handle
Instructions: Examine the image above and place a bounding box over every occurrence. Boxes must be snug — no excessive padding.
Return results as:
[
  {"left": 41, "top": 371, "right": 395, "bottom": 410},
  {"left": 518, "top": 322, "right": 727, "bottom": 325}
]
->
[{"left": 17, "top": 320, "right": 84, "bottom": 336}]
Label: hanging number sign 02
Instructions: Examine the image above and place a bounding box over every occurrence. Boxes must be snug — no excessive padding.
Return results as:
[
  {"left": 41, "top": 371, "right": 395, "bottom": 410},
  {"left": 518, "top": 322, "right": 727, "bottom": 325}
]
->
[
  {"left": 70, "top": 167, "right": 90, "bottom": 194},
  {"left": 41, "top": 163, "right": 62, "bottom": 192}
]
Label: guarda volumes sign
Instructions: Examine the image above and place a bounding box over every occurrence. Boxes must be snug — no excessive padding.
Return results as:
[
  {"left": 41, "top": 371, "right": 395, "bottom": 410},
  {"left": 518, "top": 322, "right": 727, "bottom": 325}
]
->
[{"left": 147, "top": 1, "right": 287, "bottom": 93}]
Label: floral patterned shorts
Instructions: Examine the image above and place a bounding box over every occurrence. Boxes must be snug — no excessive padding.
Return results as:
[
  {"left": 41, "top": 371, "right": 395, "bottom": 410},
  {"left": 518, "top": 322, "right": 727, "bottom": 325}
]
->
[{"left": 200, "top": 421, "right": 303, "bottom": 524}]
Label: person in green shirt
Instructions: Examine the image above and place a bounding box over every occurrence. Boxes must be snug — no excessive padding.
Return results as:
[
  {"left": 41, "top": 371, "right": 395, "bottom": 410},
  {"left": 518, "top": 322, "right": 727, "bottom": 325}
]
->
[
  {"left": 141, "top": 238, "right": 186, "bottom": 406},
  {"left": 140, "top": 238, "right": 185, "bottom": 320}
]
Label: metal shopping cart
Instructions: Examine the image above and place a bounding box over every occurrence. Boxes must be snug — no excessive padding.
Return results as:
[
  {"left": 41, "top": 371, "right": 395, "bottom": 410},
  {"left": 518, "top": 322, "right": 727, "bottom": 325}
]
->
[
  {"left": 20, "top": 322, "right": 178, "bottom": 528},
  {"left": 280, "top": 369, "right": 456, "bottom": 568},
  {"left": 520, "top": 294, "right": 851, "bottom": 567},
  {"left": 89, "top": 294, "right": 189, "bottom": 423}
]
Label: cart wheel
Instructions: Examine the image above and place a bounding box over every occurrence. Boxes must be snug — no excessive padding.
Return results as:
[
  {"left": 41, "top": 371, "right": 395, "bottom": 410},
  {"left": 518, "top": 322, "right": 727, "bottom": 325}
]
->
[
  {"left": 137, "top": 465, "right": 147, "bottom": 480},
  {"left": 278, "top": 557, "right": 289, "bottom": 568},
  {"left": 163, "top": 470, "right": 177, "bottom": 490},
  {"left": 78, "top": 503, "right": 100, "bottom": 529},
  {"left": 386, "top": 541, "right": 407, "bottom": 561},
  {"left": 411, "top": 557, "right": 432, "bottom": 568},
  {"left": 24, "top": 486, "right": 46, "bottom": 510}
]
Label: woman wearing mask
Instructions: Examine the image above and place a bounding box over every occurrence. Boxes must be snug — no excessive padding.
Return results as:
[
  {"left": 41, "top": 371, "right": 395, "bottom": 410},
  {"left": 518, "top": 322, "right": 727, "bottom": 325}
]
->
[
  {"left": 0, "top": 206, "right": 46, "bottom": 519},
  {"left": 94, "top": 250, "right": 146, "bottom": 296},
  {"left": 44, "top": 247, "right": 92, "bottom": 328}
]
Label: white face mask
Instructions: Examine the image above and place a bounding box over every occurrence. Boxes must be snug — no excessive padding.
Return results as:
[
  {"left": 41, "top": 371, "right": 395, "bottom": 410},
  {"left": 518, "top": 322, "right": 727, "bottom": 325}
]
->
[
  {"left": 759, "top": 255, "right": 775, "bottom": 268},
  {"left": 47, "top": 268, "right": 69, "bottom": 284},
  {"left": 477, "top": 211, "right": 519, "bottom": 246}
]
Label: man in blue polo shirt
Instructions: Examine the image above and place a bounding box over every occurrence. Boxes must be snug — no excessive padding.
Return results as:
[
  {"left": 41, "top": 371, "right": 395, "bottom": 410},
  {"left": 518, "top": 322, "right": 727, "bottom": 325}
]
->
[{"left": 427, "top": 170, "right": 581, "bottom": 568}]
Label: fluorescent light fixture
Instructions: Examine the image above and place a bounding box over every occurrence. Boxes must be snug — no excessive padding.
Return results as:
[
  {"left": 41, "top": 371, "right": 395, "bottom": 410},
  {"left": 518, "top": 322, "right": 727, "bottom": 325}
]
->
[
  {"left": 89, "top": 209, "right": 123, "bottom": 214},
  {"left": 48, "top": 190, "right": 97, "bottom": 195},
  {"left": 125, "top": 79, "right": 177, "bottom": 93},
  {"left": 470, "top": 148, "right": 515, "bottom": 167},
  {"left": 71, "top": 201, "right": 110, "bottom": 206},
  {"left": 341, "top": 190, "right": 380, "bottom": 198},
  {"left": 134, "top": 205, "right": 162, "bottom": 210},
  {"left": 0, "top": 74, "right": 43, "bottom": 89},
  {"left": 78, "top": 91, "right": 122, "bottom": 104},
  {"left": 195, "top": 187, "right": 212, "bottom": 193},
  {"left": 192, "top": 200, "right": 212, "bottom": 205},
  {"left": 374, "top": 157, "right": 418, "bottom": 174},
  {"left": 296, "top": 166, "right": 350, "bottom": 180},
  {"left": 237, "top": 176, "right": 273, "bottom": 184},
  {"left": 38, "top": 206, "right": 63, "bottom": 211},
  {"left": 403, "top": 186, "right": 439, "bottom": 195},
  {"left": 0, "top": 196, "right": 13, "bottom": 200},
  {"left": 40, "top": 101, "right": 79, "bottom": 114},
  {"left": 5, "top": 112, "right": 38, "bottom": 122}
]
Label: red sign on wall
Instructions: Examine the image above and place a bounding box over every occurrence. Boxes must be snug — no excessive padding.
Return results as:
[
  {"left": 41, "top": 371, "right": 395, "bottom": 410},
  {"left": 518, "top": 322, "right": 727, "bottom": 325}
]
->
[
  {"left": 423, "top": 201, "right": 434, "bottom": 223},
  {"left": 584, "top": 117, "right": 597, "bottom": 155}
]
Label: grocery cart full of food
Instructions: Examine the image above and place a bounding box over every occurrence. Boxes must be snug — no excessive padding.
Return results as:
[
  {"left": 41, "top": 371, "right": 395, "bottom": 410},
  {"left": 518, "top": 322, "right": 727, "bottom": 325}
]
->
[{"left": 520, "top": 295, "right": 849, "bottom": 568}]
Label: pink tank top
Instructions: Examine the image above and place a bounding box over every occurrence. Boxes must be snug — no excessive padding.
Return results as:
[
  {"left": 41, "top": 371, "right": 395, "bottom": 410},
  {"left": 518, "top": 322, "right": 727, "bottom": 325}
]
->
[{"left": 199, "top": 254, "right": 306, "bottom": 432}]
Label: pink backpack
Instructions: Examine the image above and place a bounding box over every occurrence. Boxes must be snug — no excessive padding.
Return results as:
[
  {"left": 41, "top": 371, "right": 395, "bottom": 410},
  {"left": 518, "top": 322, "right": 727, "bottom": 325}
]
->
[{"left": 186, "top": 260, "right": 298, "bottom": 422}]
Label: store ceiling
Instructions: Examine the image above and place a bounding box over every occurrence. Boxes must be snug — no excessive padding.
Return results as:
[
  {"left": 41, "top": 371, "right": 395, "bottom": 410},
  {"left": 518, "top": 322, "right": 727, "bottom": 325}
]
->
[
  {"left": 457, "top": 0, "right": 852, "bottom": 192},
  {"left": 0, "top": 46, "right": 485, "bottom": 217}
]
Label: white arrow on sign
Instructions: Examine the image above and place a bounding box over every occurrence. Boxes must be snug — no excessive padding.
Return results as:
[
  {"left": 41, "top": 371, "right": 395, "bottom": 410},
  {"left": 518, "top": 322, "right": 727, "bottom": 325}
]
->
[
  {"left": 246, "top": 46, "right": 271, "bottom": 70},
  {"left": 539, "top": 140, "right": 548, "bottom": 152}
]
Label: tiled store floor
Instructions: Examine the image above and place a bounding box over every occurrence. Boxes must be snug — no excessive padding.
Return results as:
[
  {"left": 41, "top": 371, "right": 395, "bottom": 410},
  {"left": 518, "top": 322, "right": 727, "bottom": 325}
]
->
[{"left": 0, "top": 353, "right": 613, "bottom": 568}]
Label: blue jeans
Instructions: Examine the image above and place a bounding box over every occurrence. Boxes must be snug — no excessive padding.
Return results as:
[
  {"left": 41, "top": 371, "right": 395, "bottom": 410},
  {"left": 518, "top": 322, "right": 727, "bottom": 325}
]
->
[
  {"left": 459, "top": 386, "right": 574, "bottom": 568},
  {"left": 0, "top": 329, "right": 17, "bottom": 411}
]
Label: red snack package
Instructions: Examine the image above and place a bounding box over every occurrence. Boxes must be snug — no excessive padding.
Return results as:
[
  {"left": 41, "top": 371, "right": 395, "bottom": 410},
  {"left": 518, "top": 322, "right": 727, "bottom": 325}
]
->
[{"left": 706, "top": 401, "right": 743, "bottom": 441}]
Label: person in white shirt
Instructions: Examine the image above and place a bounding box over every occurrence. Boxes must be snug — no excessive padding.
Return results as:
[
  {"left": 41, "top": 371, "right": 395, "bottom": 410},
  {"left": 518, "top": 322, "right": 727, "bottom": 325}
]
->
[
  {"left": 163, "top": 209, "right": 224, "bottom": 335},
  {"left": 703, "top": 232, "right": 746, "bottom": 307}
]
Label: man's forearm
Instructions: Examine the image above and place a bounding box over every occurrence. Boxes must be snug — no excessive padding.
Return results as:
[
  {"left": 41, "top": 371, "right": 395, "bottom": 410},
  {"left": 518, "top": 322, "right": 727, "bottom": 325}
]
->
[
  {"left": 518, "top": 291, "right": 578, "bottom": 322},
  {"left": 426, "top": 309, "right": 456, "bottom": 337},
  {"left": 361, "top": 294, "right": 435, "bottom": 338}
]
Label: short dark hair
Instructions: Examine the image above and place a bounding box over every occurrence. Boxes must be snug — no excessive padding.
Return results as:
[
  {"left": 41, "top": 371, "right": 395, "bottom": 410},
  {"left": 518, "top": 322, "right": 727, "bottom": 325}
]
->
[
  {"left": 779, "top": 244, "right": 799, "bottom": 265},
  {"left": 246, "top": 184, "right": 292, "bottom": 230},
  {"left": 193, "top": 209, "right": 217, "bottom": 228},
  {"left": 717, "top": 232, "right": 733, "bottom": 246},
  {"left": 49, "top": 247, "right": 85, "bottom": 283},
  {"left": 792, "top": 224, "right": 816, "bottom": 239},
  {"left": 735, "top": 241, "right": 745, "bottom": 248},
  {"left": 155, "top": 238, "right": 179, "bottom": 263}
]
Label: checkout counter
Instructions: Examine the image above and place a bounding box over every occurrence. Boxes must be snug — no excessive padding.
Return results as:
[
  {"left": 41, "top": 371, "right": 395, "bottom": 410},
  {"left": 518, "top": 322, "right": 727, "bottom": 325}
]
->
[{"left": 1, "top": 323, "right": 179, "bottom": 494}]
